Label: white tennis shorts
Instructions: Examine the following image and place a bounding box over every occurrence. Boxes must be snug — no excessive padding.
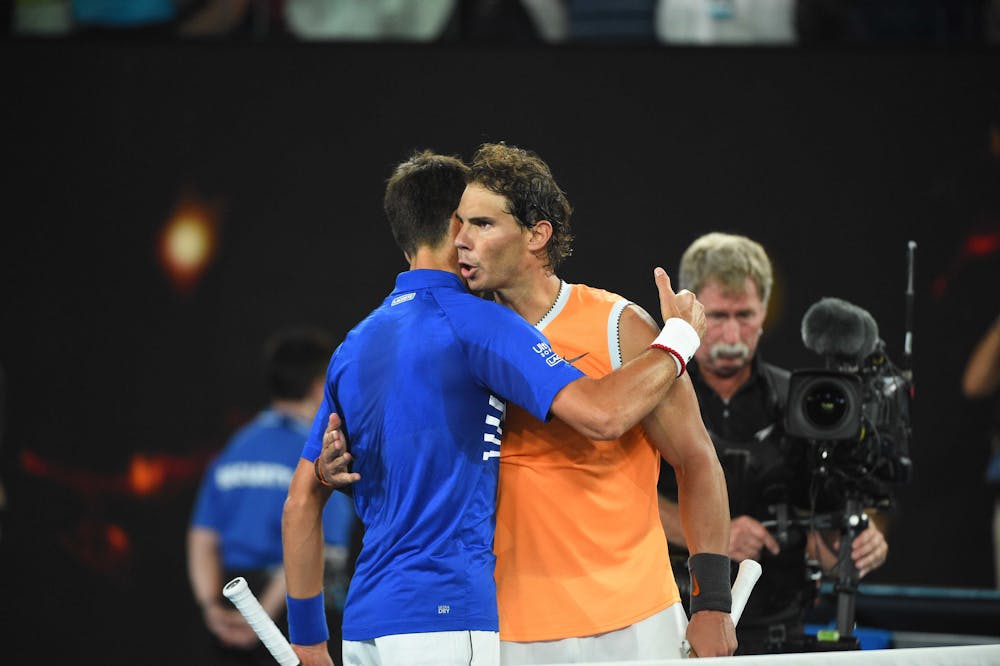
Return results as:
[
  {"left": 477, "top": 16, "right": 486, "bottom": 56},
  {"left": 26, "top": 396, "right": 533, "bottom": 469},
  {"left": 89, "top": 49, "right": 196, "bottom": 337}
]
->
[
  {"left": 500, "top": 602, "right": 688, "bottom": 664},
  {"left": 343, "top": 629, "right": 500, "bottom": 666}
]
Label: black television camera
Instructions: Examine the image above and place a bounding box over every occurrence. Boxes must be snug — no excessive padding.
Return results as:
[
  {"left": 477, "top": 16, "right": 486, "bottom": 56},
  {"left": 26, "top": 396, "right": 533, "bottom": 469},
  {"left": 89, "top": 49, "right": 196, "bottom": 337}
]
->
[
  {"left": 777, "top": 296, "right": 914, "bottom": 648},
  {"left": 785, "top": 297, "right": 913, "bottom": 506}
]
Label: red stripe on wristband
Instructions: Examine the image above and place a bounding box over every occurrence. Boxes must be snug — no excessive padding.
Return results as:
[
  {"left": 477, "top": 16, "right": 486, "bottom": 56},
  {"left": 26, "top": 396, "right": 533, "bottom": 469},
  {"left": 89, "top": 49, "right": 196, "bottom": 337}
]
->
[{"left": 649, "top": 343, "right": 686, "bottom": 377}]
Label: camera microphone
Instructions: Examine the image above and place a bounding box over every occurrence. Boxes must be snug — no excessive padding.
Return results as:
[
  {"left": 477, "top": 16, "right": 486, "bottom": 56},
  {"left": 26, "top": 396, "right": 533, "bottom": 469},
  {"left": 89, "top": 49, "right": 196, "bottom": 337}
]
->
[{"left": 800, "top": 297, "right": 880, "bottom": 365}]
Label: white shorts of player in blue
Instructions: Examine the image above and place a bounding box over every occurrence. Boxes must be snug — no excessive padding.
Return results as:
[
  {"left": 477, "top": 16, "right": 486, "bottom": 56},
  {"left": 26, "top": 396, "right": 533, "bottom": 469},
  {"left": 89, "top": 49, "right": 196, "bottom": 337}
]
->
[
  {"left": 343, "top": 630, "right": 500, "bottom": 666},
  {"left": 499, "top": 602, "right": 688, "bottom": 664}
]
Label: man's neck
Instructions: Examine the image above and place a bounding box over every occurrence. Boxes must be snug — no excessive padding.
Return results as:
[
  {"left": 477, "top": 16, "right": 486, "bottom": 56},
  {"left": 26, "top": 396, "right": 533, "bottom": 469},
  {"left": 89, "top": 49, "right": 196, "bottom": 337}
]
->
[
  {"left": 271, "top": 399, "right": 316, "bottom": 425},
  {"left": 494, "top": 271, "right": 562, "bottom": 326},
  {"left": 699, "top": 364, "right": 754, "bottom": 402},
  {"left": 409, "top": 244, "right": 462, "bottom": 277}
]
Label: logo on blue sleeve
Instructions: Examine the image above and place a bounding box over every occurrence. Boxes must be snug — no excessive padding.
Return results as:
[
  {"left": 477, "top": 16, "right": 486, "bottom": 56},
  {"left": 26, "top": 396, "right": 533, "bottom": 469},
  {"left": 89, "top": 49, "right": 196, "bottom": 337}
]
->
[{"left": 532, "top": 342, "right": 566, "bottom": 367}]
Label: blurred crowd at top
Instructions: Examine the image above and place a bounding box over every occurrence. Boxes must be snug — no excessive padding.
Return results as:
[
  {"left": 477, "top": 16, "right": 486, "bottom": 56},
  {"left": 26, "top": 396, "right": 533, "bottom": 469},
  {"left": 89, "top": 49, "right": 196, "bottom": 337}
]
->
[{"left": 8, "top": 0, "right": 1000, "bottom": 45}]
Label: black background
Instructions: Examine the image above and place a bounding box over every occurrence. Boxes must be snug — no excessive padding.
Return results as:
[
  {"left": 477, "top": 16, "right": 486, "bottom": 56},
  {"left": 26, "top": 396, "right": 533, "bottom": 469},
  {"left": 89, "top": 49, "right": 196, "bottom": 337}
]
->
[{"left": 1, "top": 41, "right": 998, "bottom": 662}]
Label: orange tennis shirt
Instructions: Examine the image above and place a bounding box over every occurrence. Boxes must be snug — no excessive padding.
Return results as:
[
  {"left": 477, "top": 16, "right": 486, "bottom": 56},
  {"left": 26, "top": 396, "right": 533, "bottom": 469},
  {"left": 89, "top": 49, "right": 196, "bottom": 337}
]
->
[{"left": 494, "top": 282, "right": 681, "bottom": 642}]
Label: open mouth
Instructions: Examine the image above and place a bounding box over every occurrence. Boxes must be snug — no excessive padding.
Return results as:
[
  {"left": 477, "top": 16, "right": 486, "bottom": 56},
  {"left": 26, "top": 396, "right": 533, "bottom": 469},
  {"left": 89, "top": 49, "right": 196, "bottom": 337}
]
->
[{"left": 459, "top": 262, "right": 476, "bottom": 279}]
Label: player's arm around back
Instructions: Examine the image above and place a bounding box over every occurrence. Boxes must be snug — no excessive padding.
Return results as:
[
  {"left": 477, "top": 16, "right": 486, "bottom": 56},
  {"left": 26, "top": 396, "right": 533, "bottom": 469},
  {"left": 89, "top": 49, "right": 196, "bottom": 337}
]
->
[{"left": 550, "top": 268, "right": 706, "bottom": 440}]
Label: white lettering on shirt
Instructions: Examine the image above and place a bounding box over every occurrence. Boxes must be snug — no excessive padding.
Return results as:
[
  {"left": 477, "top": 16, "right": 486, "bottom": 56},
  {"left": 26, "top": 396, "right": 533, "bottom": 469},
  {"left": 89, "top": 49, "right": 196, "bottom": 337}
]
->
[
  {"left": 215, "top": 462, "right": 293, "bottom": 490},
  {"left": 532, "top": 341, "right": 565, "bottom": 367}
]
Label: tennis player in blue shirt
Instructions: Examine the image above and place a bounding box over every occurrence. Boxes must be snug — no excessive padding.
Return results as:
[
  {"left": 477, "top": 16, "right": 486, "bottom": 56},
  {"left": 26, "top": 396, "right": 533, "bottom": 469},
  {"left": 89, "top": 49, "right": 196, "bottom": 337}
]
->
[{"left": 282, "top": 151, "right": 706, "bottom": 666}]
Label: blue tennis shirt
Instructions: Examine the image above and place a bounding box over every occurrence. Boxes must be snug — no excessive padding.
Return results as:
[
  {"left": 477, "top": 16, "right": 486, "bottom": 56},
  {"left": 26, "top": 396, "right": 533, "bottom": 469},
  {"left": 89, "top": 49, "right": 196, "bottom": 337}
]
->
[{"left": 302, "top": 269, "right": 584, "bottom": 641}]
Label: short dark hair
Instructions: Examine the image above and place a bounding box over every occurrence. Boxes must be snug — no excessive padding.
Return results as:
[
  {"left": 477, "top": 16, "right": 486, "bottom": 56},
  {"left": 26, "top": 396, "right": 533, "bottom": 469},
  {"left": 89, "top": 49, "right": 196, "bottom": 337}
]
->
[
  {"left": 384, "top": 150, "right": 470, "bottom": 257},
  {"left": 263, "top": 328, "right": 334, "bottom": 401},
  {"left": 468, "top": 143, "right": 573, "bottom": 272}
]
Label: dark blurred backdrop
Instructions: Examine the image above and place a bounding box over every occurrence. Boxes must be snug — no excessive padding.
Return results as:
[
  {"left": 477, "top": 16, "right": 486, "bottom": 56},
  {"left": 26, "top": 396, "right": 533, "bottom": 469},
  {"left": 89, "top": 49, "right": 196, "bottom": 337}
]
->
[{"left": 1, "top": 40, "right": 998, "bottom": 663}]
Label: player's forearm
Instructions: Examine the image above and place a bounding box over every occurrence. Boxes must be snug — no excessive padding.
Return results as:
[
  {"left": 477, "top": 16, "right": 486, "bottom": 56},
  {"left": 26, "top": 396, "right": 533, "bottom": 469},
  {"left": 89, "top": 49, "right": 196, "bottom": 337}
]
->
[
  {"left": 553, "top": 349, "right": 679, "bottom": 440},
  {"left": 642, "top": 373, "right": 729, "bottom": 555},
  {"left": 600, "top": 347, "right": 683, "bottom": 435},
  {"left": 187, "top": 527, "right": 223, "bottom": 607},
  {"left": 676, "top": 446, "right": 730, "bottom": 555},
  {"left": 553, "top": 300, "right": 700, "bottom": 440},
  {"left": 658, "top": 495, "right": 688, "bottom": 549},
  {"left": 282, "top": 459, "right": 330, "bottom": 599}
]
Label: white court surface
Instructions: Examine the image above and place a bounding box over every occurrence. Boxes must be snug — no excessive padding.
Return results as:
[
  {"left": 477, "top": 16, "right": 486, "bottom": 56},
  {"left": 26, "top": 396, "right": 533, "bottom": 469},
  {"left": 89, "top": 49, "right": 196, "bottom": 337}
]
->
[{"left": 532, "top": 644, "right": 1000, "bottom": 666}]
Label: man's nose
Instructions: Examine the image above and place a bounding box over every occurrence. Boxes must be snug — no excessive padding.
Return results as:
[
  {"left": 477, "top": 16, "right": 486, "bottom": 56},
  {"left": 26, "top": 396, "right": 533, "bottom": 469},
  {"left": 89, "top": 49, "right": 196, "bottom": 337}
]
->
[
  {"left": 720, "top": 318, "right": 741, "bottom": 342},
  {"left": 455, "top": 224, "right": 469, "bottom": 249}
]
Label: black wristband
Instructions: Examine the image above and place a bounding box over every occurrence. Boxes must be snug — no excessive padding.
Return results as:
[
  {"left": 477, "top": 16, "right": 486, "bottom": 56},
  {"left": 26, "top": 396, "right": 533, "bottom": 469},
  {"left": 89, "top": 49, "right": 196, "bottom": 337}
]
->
[{"left": 688, "top": 552, "right": 732, "bottom": 614}]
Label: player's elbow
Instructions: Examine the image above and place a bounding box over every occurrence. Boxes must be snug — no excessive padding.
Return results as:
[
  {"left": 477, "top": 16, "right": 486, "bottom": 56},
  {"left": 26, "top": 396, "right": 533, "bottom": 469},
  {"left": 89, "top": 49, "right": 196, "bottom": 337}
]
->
[
  {"left": 687, "top": 435, "right": 725, "bottom": 474},
  {"left": 282, "top": 483, "right": 316, "bottom": 533},
  {"left": 281, "top": 493, "right": 301, "bottom": 536},
  {"left": 552, "top": 379, "right": 631, "bottom": 440},
  {"left": 581, "top": 404, "right": 630, "bottom": 441}
]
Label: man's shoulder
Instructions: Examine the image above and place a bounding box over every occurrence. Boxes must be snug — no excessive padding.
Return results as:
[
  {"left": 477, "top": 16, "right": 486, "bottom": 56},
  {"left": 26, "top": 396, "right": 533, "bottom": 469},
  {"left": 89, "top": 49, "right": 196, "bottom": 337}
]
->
[
  {"left": 334, "top": 287, "right": 478, "bottom": 349},
  {"left": 433, "top": 287, "right": 498, "bottom": 311},
  {"left": 224, "top": 413, "right": 301, "bottom": 456},
  {"left": 570, "top": 282, "right": 628, "bottom": 306},
  {"left": 550, "top": 283, "right": 633, "bottom": 328},
  {"left": 436, "top": 289, "right": 536, "bottom": 331},
  {"left": 223, "top": 412, "right": 272, "bottom": 448}
]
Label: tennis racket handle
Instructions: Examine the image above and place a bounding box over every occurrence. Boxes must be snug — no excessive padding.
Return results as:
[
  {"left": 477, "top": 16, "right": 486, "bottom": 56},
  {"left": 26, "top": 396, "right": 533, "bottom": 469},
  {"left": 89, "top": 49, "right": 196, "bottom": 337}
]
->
[
  {"left": 730, "top": 559, "right": 763, "bottom": 626},
  {"left": 223, "top": 577, "right": 301, "bottom": 666}
]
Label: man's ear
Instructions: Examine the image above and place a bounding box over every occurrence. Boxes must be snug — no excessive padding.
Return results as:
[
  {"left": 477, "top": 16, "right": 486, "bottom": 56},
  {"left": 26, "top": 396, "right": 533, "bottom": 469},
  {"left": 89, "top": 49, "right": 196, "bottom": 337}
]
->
[{"left": 527, "top": 220, "right": 553, "bottom": 252}]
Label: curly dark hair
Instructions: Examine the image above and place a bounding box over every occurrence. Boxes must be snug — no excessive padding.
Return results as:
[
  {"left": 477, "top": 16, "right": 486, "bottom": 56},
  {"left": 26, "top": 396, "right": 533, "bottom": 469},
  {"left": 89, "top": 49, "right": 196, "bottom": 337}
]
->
[
  {"left": 468, "top": 143, "right": 573, "bottom": 272},
  {"left": 384, "top": 150, "right": 469, "bottom": 257}
]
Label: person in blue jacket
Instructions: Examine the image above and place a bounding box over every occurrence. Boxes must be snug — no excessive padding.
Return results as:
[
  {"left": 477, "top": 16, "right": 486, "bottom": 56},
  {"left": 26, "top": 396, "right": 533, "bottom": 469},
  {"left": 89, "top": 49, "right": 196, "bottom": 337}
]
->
[{"left": 189, "top": 328, "right": 356, "bottom": 665}]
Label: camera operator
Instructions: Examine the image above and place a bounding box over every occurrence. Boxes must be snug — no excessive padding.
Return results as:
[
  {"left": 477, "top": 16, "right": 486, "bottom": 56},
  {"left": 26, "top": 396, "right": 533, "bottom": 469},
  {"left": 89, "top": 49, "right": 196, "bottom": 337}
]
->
[{"left": 657, "top": 232, "right": 888, "bottom": 654}]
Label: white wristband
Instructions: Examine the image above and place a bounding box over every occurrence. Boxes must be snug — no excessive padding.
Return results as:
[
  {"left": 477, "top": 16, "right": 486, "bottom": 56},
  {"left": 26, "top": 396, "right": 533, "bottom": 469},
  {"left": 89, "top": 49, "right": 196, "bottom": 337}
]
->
[{"left": 651, "top": 318, "right": 701, "bottom": 376}]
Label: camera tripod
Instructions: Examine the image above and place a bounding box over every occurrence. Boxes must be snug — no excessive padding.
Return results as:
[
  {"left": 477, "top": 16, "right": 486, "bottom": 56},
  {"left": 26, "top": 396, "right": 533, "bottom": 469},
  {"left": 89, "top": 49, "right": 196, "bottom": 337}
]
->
[{"left": 764, "top": 495, "right": 870, "bottom": 651}]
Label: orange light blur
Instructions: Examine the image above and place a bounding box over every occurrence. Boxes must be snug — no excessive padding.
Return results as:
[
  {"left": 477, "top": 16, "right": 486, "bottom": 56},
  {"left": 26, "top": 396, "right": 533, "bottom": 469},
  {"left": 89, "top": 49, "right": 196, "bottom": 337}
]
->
[
  {"left": 105, "top": 523, "right": 131, "bottom": 555},
  {"left": 158, "top": 197, "right": 219, "bottom": 294},
  {"left": 129, "top": 454, "right": 168, "bottom": 496}
]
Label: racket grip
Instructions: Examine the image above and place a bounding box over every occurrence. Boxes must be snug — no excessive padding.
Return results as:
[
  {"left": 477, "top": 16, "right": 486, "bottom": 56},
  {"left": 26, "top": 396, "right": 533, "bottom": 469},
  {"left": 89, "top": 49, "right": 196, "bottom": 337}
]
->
[
  {"left": 730, "top": 559, "right": 763, "bottom": 627},
  {"left": 223, "top": 577, "right": 301, "bottom": 666}
]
